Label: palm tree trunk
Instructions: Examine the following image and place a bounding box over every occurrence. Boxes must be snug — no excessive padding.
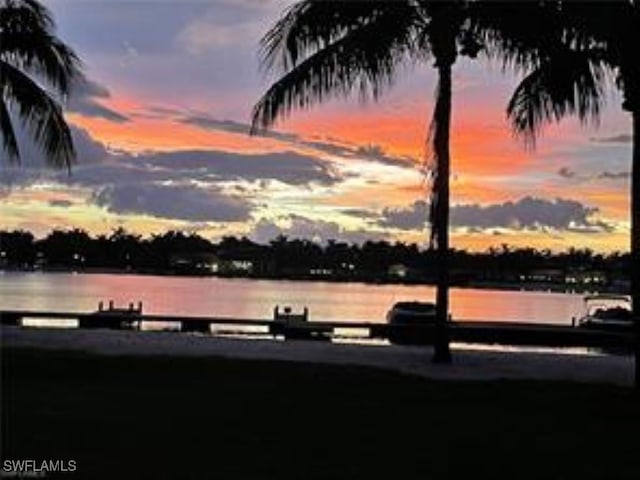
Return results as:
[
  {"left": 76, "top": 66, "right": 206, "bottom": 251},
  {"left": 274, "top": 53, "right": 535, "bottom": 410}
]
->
[
  {"left": 432, "top": 62, "right": 453, "bottom": 364},
  {"left": 632, "top": 109, "right": 640, "bottom": 388}
]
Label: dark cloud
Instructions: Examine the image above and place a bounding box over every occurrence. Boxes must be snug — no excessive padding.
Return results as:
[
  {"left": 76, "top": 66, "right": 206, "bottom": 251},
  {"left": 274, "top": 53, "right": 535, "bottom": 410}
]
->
[
  {"left": 556, "top": 165, "right": 629, "bottom": 183},
  {"left": 68, "top": 78, "right": 130, "bottom": 123},
  {"left": 343, "top": 208, "right": 379, "bottom": 219},
  {"left": 91, "top": 184, "right": 252, "bottom": 222},
  {"left": 73, "top": 126, "right": 112, "bottom": 161},
  {"left": 0, "top": 125, "right": 110, "bottom": 190},
  {"left": 64, "top": 163, "right": 153, "bottom": 187},
  {"left": 353, "top": 144, "right": 414, "bottom": 168},
  {"left": 69, "top": 99, "right": 129, "bottom": 124},
  {"left": 591, "top": 134, "right": 632, "bottom": 144},
  {"left": 379, "top": 201, "right": 428, "bottom": 231},
  {"left": 1, "top": 122, "right": 358, "bottom": 226},
  {"left": 557, "top": 167, "right": 576, "bottom": 179},
  {"left": 566, "top": 222, "right": 614, "bottom": 234},
  {"left": 6, "top": 123, "right": 110, "bottom": 167},
  {"left": 134, "top": 150, "right": 341, "bottom": 186},
  {"left": 180, "top": 116, "right": 250, "bottom": 135},
  {"left": 180, "top": 116, "right": 298, "bottom": 142},
  {"left": 378, "top": 197, "right": 608, "bottom": 232},
  {"left": 56, "top": 148, "right": 340, "bottom": 221},
  {"left": 251, "top": 215, "right": 387, "bottom": 245},
  {"left": 2, "top": 125, "right": 342, "bottom": 189},
  {"left": 598, "top": 170, "right": 630, "bottom": 180},
  {"left": 138, "top": 105, "right": 186, "bottom": 120},
  {"left": 2, "top": 126, "right": 351, "bottom": 224},
  {"left": 174, "top": 112, "right": 414, "bottom": 168},
  {"left": 73, "top": 77, "right": 110, "bottom": 98},
  {"left": 451, "top": 197, "right": 602, "bottom": 230}
]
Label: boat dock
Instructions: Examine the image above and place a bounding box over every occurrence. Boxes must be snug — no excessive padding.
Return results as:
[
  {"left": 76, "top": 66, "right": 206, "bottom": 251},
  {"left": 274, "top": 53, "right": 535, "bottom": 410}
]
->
[{"left": 0, "top": 307, "right": 633, "bottom": 350}]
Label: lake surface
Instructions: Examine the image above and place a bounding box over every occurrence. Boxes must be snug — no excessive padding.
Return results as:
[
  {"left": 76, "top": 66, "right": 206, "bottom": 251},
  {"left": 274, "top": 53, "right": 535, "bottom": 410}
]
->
[{"left": 0, "top": 272, "right": 588, "bottom": 326}]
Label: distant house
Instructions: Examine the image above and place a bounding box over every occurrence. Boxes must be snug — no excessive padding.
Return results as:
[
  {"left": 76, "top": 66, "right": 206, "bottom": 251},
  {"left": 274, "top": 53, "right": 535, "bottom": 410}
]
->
[
  {"left": 216, "top": 246, "right": 274, "bottom": 276},
  {"left": 388, "top": 264, "right": 409, "bottom": 279},
  {"left": 169, "top": 252, "right": 220, "bottom": 274},
  {"left": 565, "top": 270, "right": 607, "bottom": 286},
  {"left": 309, "top": 268, "right": 333, "bottom": 276},
  {"left": 523, "top": 269, "right": 565, "bottom": 283},
  {"left": 229, "top": 259, "right": 254, "bottom": 274}
]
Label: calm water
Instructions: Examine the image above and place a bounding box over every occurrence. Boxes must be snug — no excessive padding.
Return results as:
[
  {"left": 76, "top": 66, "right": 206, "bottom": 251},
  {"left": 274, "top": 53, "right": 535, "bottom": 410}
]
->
[{"left": 0, "top": 272, "right": 587, "bottom": 325}]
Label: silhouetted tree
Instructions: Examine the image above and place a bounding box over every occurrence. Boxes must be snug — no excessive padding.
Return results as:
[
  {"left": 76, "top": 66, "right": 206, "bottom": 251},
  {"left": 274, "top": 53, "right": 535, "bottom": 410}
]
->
[
  {"left": 0, "top": 0, "right": 82, "bottom": 167},
  {"left": 0, "top": 228, "right": 629, "bottom": 291},
  {"left": 0, "top": 229, "right": 34, "bottom": 266},
  {"left": 108, "top": 228, "right": 143, "bottom": 269},
  {"left": 39, "top": 229, "right": 91, "bottom": 267},
  {"left": 251, "top": 1, "right": 488, "bottom": 363},
  {"left": 478, "top": 0, "right": 640, "bottom": 385}
]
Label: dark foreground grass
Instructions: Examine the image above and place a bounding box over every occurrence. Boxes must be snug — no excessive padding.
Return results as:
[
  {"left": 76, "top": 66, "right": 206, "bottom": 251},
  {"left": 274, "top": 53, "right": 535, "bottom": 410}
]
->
[{"left": 2, "top": 347, "right": 640, "bottom": 480}]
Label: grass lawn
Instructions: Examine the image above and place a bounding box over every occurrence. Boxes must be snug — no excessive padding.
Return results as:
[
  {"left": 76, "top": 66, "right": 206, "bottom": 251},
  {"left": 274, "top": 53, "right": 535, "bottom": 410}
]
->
[{"left": 2, "top": 347, "right": 640, "bottom": 479}]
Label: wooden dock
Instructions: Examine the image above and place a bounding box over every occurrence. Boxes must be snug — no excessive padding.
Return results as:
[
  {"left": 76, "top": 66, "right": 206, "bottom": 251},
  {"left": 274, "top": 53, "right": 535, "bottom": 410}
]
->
[{"left": 0, "top": 308, "right": 633, "bottom": 350}]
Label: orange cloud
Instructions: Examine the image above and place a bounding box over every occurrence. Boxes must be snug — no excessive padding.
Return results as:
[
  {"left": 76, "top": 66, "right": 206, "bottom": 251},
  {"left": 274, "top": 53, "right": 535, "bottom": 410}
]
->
[{"left": 69, "top": 114, "right": 288, "bottom": 154}]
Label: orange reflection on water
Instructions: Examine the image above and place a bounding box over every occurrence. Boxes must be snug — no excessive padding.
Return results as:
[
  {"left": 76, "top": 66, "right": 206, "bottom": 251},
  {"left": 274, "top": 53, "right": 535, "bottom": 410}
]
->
[{"left": 2, "top": 273, "right": 586, "bottom": 326}]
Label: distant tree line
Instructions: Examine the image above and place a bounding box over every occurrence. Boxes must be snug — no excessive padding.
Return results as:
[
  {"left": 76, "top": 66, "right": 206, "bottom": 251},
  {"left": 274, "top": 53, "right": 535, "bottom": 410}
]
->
[{"left": 0, "top": 228, "right": 630, "bottom": 291}]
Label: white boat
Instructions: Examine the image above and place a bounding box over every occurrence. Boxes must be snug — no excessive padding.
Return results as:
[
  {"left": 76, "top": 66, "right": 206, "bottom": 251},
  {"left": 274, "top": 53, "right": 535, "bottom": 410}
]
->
[{"left": 576, "top": 294, "right": 633, "bottom": 332}]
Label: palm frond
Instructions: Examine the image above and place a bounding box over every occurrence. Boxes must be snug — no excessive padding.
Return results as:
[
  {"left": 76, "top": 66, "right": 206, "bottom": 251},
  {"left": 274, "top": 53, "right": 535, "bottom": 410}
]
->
[
  {"left": 559, "top": 1, "right": 635, "bottom": 54},
  {"left": 1, "top": 60, "right": 75, "bottom": 168},
  {"left": 506, "top": 50, "right": 608, "bottom": 147},
  {"left": 260, "top": 1, "right": 418, "bottom": 74},
  {"left": 471, "top": 2, "right": 562, "bottom": 72},
  {"left": 0, "top": 0, "right": 81, "bottom": 95},
  {"left": 0, "top": 31, "right": 81, "bottom": 96},
  {"left": 0, "top": 97, "right": 19, "bottom": 161},
  {"left": 252, "top": 1, "right": 423, "bottom": 132},
  {"left": 0, "top": 0, "right": 53, "bottom": 30}
]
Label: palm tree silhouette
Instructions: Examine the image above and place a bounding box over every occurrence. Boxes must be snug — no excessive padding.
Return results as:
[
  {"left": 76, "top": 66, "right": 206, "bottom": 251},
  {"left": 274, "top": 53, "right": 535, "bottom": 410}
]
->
[
  {"left": 0, "top": 0, "right": 82, "bottom": 168},
  {"left": 252, "top": 1, "right": 484, "bottom": 363},
  {"left": 478, "top": 1, "right": 640, "bottom": 385}
]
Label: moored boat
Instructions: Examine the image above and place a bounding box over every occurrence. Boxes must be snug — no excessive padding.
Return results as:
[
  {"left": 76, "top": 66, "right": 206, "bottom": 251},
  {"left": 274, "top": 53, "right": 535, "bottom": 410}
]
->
[
  {"left": 576, "top": 294, "right": 633, "bottom": 332},
  {"left": 385, "top": 301, "right": 437, "bottom": 345}
]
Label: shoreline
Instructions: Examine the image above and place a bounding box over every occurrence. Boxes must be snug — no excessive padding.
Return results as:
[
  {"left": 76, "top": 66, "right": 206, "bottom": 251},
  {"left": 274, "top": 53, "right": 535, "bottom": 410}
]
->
[{"left": 1, "top": 326, "right": 633, "bottom": 386}]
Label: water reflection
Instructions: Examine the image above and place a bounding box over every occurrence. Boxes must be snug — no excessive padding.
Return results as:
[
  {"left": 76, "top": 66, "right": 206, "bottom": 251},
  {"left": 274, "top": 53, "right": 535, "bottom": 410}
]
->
[{"left": 1, "top": 272, "right": 588, "bottom": 326}]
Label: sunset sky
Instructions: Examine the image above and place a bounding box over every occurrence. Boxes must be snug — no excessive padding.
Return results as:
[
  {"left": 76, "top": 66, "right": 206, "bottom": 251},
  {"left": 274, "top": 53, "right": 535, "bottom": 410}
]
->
[{"left": 0, "top": 0, "right": 634, "bottom": 252}]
